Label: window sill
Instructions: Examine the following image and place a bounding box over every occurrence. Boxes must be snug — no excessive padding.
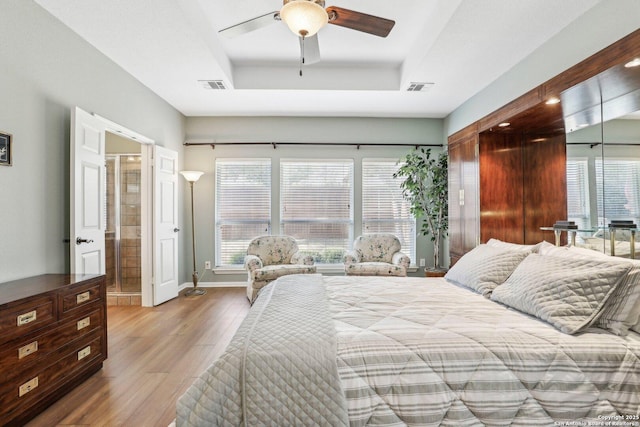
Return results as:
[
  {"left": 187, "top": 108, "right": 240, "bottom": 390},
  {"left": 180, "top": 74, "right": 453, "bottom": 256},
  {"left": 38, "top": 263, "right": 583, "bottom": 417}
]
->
[
  {"left": 213, "top": 265, "right": 346, "bottom": 274},
  {"left": 213, "top": 267, "right": 245, "bottom": 275},
  {"left": 214, "top": 265, "right": 420, "bottom": 274}
]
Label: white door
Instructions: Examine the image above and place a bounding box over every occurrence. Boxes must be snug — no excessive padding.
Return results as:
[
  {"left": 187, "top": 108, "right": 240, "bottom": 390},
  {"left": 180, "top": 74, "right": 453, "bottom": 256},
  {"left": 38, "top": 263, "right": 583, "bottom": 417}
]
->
[
  {"left": 71, "top": 107, "right": 106, "bottom": 275},
  {"left": 153, "top": 146, "right": 179, "bottom": 305}
]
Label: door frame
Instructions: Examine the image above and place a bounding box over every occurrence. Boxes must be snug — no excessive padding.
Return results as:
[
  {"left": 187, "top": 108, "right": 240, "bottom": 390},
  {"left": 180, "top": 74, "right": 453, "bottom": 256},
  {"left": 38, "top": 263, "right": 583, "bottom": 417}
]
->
[{"left": 74, "top": 109, "right": 158, "bottom": 306}]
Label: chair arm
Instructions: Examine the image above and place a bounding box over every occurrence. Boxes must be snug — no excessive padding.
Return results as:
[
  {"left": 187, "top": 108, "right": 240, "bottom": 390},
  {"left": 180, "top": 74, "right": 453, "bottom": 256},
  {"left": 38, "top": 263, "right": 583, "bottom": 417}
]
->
[
  {"left": 343, "top": 250, "right": 361, "bottom": 265},
  {"left": 244, "top": 255, "right": 263, "bottom": 272},
  {"left": 392, "top": 252, "right": 411, "bottom": 269},
  {"left": 291, "top": 252, "right": 315, "bottom": 265}
]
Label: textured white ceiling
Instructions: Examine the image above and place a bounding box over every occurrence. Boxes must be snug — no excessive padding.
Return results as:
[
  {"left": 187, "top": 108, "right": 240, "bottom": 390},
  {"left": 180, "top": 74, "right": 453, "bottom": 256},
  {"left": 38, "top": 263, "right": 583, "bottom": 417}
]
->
[{"left": 34, "top": 0, "right": 601, "bottom": 117}]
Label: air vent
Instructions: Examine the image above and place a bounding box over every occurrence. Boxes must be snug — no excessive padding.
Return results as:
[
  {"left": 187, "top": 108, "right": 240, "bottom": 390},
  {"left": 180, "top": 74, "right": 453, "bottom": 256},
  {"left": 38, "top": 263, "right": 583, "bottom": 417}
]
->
[
  {"left": 406, "top": 82, "right": 434, "bottom": 92},
  {"left": 199, "top": 80, "right": 227, "bottom": 90}
]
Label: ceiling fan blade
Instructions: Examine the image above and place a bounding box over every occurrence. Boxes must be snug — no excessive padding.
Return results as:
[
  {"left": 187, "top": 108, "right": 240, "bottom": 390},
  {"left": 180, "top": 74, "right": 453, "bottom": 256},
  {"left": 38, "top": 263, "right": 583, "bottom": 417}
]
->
[
  {"left": 300, "top": 34, "right": 321, "bottom": 65},
  {"left": 326, "top": 6, "right": 395, "bottom": 38},
  {"left": 219, "top": 11, "right": 280, "bottom": 38}
]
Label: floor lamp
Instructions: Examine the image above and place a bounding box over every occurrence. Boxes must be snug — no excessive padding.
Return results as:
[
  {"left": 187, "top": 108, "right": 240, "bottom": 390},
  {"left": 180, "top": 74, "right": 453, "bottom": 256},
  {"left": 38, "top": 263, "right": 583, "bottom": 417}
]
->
[{"left": 180, "top": 170, "right": 206, "bottom": 296}]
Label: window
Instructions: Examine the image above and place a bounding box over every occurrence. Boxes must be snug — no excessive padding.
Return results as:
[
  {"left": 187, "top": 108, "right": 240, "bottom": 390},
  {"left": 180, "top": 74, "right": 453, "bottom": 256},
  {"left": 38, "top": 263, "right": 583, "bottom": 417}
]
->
[
  {"left": 280, "top": 159, "right": 354, "bottom": 264},
  {"left": 596, "top": 158, "right": 640, "bottom": 225},
  {"left": 566, "top": 158, "right": 591, "bottom": 229},
  {"left": 362, "top": 159, "right": 416, "bottom": 262},
  {"left": 215, "top": 159, "right": 271, "bottom": 266}
]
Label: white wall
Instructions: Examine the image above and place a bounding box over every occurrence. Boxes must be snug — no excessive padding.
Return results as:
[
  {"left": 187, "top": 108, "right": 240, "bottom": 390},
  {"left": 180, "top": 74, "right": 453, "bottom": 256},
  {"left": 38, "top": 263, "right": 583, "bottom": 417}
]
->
[
  {"left": 185, "top": 116, "right": 444, "bottom": 282},
  {"left": 445, "top": 0, "right": 640, "bottom": 136},
  {"left": 0, "top": 1, "right": 185, "bottom": 283}
]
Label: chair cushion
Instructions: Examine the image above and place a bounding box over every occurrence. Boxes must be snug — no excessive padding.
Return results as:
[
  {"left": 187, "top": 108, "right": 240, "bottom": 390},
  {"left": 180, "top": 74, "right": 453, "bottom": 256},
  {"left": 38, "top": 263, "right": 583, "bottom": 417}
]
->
[
  {"left": 345, "top": 262, "right": 406, "bottom": 277},
  {"left": 247, "top": 235, "right": 298, "bottom": 266},
  {"left": 353, "top": 234, "right": 402, "bottom": 263},
  {"left": 252, "top": 264, "right": 317, "bottom": 282}
]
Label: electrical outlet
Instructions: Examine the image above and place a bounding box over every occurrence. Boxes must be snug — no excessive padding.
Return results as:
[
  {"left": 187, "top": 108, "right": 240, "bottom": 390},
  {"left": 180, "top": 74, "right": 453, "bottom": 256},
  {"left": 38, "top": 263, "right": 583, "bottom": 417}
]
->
[
  {"left": 204, "top": 261, "right": 211, "bottom": 270},
  {"left": 419, "top": 258, "right": 426, "bottom": 267}
]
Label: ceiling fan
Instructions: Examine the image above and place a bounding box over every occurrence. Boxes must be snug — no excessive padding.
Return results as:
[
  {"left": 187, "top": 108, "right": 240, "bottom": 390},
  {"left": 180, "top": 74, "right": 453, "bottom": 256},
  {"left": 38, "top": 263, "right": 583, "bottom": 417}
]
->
[{"left": 219, "top": 0, "right": 395, "bottom": 66}]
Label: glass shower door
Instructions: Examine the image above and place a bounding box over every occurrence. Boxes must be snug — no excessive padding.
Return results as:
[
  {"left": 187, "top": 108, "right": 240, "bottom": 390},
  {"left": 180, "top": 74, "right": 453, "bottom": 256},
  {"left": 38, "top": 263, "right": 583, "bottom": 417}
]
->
[{"left": 105, "top": 155, "right": 141, "bottom": 293}]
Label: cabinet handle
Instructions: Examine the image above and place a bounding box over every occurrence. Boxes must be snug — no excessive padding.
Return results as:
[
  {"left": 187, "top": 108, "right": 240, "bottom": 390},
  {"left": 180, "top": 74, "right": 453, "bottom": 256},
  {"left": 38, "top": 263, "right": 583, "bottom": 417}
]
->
[
  {"left": 78, "top": 345, "right": 91, "bottom": 361},
  {"left": 77, "top": 316, "right": 91, "bottom": 330},
  {"left": 18, "top": 341, "right": 39, "bottom": 359},
  {"left": 19, "top": 377, "right": 39, "bottom": 397},
  {"left": 76, "top": 291, "right": 91, "bottom": 304},
  {"left": 17, "top": 310, "right": 37, "bottom": 326}
]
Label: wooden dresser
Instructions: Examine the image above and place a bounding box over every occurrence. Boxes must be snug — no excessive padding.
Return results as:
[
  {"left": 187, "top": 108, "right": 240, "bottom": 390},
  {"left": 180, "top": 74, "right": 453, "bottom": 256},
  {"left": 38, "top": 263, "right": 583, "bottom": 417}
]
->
[{"left": 0, "top": 274, "right": 107, "bottom": 427}]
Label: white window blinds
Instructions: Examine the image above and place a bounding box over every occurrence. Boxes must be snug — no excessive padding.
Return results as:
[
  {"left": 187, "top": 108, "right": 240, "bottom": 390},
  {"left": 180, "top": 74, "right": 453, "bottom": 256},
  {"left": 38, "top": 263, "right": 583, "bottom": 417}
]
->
[
  {"left": 215, "top": 159, "right": 271, "bottom": 266},
  {"left": 362, "top": 159, "right": 416, "bottom": 263},
  {"left": 280, "top": 159, "right": 354, "bottom": 264},
  {"left": 596, "top": 158, "right": 640, "bottom": 225},
  {"left": 566, "top": 158, "right": 591, "bottom": 229}
]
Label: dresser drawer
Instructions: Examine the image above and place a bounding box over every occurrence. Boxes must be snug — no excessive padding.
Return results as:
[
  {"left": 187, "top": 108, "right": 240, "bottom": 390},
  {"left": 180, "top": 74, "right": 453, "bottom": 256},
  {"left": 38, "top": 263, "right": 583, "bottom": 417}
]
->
[
  {"left": 0, "top": 294, "right": 56, "bottom": 345},
  {"left": 0, "top": 308, "right": 104, "bottom": 381},
  {"left": 59, "top": 278, "right": 104, "bottom": 317},
  {"left": 0, "top": 332, "right": 105, "bottom": 417}
]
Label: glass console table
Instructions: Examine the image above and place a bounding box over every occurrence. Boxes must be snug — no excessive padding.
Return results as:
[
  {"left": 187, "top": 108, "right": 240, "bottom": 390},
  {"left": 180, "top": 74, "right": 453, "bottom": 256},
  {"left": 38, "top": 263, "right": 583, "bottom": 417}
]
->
[
  {"left": 540, "top": 226, "right": 636, "bottom": 259},
  {"left": 539, "top": 227, "right": 595, "bottom": 247},
  {"left": 609, "top": 227, "right": 636, "bottom": 259}
]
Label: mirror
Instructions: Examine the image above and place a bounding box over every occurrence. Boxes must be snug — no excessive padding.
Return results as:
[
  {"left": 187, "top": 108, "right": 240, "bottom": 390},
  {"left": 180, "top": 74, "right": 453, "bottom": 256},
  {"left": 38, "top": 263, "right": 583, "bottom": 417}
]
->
[{"left": 564, "top": 58, "right": 640, "bottom": 257}]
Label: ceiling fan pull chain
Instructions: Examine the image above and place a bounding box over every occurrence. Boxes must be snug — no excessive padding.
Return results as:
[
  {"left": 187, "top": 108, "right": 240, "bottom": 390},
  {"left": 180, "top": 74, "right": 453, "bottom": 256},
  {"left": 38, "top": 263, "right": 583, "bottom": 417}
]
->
[{"left": 299, "top": 35, "right": 305, "bottom": 76}]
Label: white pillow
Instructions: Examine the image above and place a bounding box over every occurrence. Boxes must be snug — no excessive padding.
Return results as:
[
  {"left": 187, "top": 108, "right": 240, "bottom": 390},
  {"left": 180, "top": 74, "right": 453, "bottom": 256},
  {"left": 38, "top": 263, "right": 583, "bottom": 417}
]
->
[
  {"left": 538, "top": 241, "right": 610, "bottom": 259},
  {"left": 538, "top": 242, "right": 640, "bottom": 336},
  {"left": 444, "top": 244, "right": 530, "bottom": 297},
  {"left": 487, "top": 238, "right": 546, "bottom": 253},
  {"left": 491, "top": 254, "right": 631, "bottom": 334}
]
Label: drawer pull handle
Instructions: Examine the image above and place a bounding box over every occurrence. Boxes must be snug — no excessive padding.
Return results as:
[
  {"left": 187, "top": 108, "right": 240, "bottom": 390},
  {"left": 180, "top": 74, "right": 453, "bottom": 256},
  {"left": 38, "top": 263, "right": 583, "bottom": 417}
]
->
[
  {"left": 76, "top": 291, "right": 91, "bottom": 304},
  {"left": 78, "top": 345, "right": 91, "bottom": 361},
  {"left": 19, "top": 377, "right": 39, "bottom": 397},
  {"left": 18, "top": 341, "right": 38, "bottom": 359},
  {"left": 77, "top": 317, "right": 91, "bottom": 330},
  {"left": 17, "top": 310, "right": 37, "bottom": 326}
]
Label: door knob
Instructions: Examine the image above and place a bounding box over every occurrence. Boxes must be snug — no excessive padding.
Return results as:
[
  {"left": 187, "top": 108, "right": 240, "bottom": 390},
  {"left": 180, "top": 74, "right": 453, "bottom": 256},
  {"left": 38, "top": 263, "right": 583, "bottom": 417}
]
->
[
  {"left": 174, "top": 228, "right": 180, "bottom": 232},
  {"left": 76, "top": 237, "right": 94, "bottom": 245}
]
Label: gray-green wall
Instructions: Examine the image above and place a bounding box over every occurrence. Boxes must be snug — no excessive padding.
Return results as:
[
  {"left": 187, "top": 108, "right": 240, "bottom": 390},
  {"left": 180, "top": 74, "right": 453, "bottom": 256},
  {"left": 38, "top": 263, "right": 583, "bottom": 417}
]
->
[{"left": 0, "top": 1, "right": 185, "bottom": 283}]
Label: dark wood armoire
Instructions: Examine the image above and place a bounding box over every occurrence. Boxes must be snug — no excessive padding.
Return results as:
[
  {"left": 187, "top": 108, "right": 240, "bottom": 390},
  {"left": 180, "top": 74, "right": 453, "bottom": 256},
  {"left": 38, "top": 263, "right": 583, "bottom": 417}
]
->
[{"left": 448, "top": 29, "right": 640, "bottom": 265}]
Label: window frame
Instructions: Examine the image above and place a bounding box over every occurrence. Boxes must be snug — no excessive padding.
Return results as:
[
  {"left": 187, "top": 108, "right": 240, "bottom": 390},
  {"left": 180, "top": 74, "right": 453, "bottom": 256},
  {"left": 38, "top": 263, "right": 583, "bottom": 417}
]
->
[
  {"left": 361, "top": 158, "right": 416, "bottom": 263},
  {"left": 279, "top": 158, "right": 355, "bottom": 265},
  {"left": 214, "top": 158, "right": 272, "bottom": 267}
]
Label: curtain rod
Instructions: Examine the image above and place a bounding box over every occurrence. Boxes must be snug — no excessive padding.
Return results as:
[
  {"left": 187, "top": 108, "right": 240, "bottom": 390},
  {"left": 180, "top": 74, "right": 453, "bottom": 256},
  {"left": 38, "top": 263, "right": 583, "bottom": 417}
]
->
[
  {"left": 567, "top": 142, "right": 640, "bottom": 148},
  {"left": 183, "top": 141, "right": 442, "bottom": 150}
]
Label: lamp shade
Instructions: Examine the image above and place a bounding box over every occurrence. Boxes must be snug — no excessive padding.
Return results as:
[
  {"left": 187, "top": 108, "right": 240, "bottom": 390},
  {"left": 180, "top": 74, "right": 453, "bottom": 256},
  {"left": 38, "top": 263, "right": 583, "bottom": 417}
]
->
[
  {"left": 180, "top": 170, "right": 204, "bottom": 182},
  {"left": 280, "top": 0, "right": 328, "bottom": 37}
]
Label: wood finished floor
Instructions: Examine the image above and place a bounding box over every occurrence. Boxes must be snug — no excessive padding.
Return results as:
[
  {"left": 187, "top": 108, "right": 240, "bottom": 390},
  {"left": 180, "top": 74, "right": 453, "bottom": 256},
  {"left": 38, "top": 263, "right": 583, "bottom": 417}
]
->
[{"left": 26, "top": 287, "right": 250, "bottom": 427}]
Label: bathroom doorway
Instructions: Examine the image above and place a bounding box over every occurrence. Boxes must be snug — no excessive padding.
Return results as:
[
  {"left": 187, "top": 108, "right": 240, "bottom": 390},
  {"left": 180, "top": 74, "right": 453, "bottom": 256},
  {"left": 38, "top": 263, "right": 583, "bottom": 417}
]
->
[
  {"left": 72, "top": 107, "right": 179, "bottom": 306},
  {"left": 105, "top": 132, "right": 142, "bottom": 305}
]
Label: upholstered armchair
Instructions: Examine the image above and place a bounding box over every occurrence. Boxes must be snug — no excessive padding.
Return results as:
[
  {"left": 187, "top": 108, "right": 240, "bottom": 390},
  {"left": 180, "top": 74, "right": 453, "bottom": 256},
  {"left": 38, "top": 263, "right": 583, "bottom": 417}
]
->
[
  {"left": 244, "top": 235, "right": 316, "bottom": 303},
  {"left": 344, "top": 233, "right": 410, "bottom": 276}
]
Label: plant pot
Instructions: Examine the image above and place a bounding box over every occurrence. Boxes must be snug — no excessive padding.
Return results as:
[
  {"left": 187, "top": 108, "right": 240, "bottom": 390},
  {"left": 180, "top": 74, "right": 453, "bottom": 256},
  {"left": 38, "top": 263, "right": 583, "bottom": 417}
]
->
[{"left": 425, "top": 268, "right": 448, "bottom": 278}]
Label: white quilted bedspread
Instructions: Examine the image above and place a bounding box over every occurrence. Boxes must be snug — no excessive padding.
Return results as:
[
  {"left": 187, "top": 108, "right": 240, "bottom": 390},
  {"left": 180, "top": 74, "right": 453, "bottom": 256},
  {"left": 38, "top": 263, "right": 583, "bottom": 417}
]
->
[
  {"left": 176, "top": 274, "right": 348, "bottom": 426},
  {"left": 325, "top": 276, "right": 640, "bottom": 426},
  {"left": 176, "top": 274, "right": 640, "bottom": 426}
]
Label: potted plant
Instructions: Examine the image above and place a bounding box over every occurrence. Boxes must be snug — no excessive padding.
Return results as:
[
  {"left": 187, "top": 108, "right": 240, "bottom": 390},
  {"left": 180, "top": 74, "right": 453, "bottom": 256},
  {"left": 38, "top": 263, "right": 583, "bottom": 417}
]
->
[{"left": 394, "top": 147, "right": 448, "bottom": 272}]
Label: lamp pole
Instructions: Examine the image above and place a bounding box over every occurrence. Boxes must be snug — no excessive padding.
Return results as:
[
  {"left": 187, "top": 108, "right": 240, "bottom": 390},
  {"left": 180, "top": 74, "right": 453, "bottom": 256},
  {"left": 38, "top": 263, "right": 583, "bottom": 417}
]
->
[{"left": 180, "top": 171, "right": 206, "bottom": 296}]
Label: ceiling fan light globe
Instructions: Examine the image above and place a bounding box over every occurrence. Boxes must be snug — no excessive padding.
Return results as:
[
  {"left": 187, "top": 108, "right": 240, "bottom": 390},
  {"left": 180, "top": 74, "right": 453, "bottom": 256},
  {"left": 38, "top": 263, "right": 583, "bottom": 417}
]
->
[{"left": 280, "top": 0, "right": 328, "bottom": 38}]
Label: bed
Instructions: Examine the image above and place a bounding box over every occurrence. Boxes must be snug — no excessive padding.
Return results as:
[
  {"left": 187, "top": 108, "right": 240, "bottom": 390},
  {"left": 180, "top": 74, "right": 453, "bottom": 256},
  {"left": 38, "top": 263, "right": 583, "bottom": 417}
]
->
[{"left": 176, "top": 241, "right": 640, "bottom": 426}]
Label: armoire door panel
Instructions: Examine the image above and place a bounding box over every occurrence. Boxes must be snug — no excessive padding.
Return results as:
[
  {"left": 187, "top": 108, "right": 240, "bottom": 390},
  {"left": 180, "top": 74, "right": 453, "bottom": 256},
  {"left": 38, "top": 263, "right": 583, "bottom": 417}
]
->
[{"left": 479, "top": 132, "right": 524, "bottom": 244}]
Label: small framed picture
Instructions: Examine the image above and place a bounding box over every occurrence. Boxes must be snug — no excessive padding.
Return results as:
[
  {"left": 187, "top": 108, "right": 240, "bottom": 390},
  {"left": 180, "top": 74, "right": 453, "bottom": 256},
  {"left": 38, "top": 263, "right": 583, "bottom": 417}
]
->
[{"left": 0, "top": 131, "right": 12, "bottom": 166}]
